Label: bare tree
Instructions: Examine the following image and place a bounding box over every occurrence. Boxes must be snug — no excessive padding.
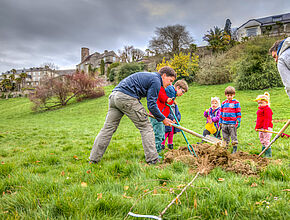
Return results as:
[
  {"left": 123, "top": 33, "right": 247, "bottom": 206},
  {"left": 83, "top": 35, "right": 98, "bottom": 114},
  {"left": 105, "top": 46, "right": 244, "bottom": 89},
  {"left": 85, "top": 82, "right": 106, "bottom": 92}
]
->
[
  {"left": 41, "top": 62, "right": 59, "bottom": 70},
  {"left": 149, "top": 24, "right": 194, "bottom": 57},
  {"left": 132, "top": 48, "right": 145, "bottom": 62},
  {"left": 29, "top": 73, "right": 105, "bottom": 111},
  {"left": 118, "top": 46, "right": 144, "bottom": 62},
  {"left": 118, "top": 45, "right": 134, "bottom": 63}
]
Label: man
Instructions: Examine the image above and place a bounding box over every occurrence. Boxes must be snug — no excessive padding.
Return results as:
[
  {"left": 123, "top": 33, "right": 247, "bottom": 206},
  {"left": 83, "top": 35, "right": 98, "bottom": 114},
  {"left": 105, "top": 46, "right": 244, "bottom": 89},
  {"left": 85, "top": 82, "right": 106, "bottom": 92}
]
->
[
  {"left": 269, "top": 37, "right": 290, "bottom": 99},
  {"left": 89, "top": 66, "right": 176, "bottom": 164}
]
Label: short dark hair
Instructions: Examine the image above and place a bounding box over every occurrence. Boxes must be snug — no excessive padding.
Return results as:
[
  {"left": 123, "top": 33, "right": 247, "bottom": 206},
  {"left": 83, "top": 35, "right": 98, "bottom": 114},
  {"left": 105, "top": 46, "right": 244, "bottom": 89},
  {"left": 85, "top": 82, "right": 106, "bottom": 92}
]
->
[
  {"left": 269, "top": 39, "right": 284, "bottom": 54},
  {"left": 158, "top": 66, "right": 176, "bottom": 78},
  {"left": 225, "top": 86, "right": 235, "bottom": 95},
  {"left": 174, "top": 80, "right": 188, "bottom": 92}
]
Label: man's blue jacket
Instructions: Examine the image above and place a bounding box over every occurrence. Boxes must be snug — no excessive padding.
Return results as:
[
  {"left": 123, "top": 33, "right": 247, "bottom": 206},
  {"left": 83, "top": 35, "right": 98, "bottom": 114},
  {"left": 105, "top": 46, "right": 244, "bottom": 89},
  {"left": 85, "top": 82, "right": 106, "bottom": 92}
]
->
[{"left": 113, "top": 72, "right": 165, "bottom": 122}]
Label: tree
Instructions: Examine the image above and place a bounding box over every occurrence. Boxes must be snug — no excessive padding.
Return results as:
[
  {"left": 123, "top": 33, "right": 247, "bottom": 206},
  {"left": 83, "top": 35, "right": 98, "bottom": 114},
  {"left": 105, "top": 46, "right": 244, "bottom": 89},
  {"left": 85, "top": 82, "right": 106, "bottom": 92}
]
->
[
  {"left": 41, "top": 62, "right": 59, "bottom": 70},
  {"left": 118, "top": 45, "right": 133, "bottom": 63},
  {"left": 203, "top": 26, "right": 230, "bottom": 53},
  {"left": 16, "top": 78, "right": 22, "bottom": 91},
  {"left": 132, "top": 48, "right": 145, "bottom": 62},
  {"left": 107, "top": 62, "right": 120, "bottom": 80},
  {"left": 149, "top": 24, "right": 194, "bottom": 57},
  {"left": 29, "top": 73, "right": 105, "bottom": 111},
  {"left": 118, "top": 46, "right": 144, "bottom": 63},
  {"left": 20, "top": 72, "right": 27, "bottom": 89},
  {"left": 224, "top": 19, "right": 232, "bottom": 36},
  {"left": 100, "top": 59, "right": 105, "bottom": 75}
]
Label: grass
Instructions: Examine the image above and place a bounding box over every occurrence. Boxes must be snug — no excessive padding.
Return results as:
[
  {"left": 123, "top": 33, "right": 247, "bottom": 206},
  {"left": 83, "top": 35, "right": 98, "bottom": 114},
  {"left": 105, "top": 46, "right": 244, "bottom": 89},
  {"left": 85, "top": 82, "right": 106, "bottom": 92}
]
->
[{"left": 0, "top": 84, "right": 289, "bottom": 219}]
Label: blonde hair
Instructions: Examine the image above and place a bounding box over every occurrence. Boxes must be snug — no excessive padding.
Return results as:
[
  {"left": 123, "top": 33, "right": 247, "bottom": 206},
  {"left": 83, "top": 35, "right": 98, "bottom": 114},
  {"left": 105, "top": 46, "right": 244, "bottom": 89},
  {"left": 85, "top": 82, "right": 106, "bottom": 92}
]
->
[
  {"left": 211, "top": 97, "right": 220, "bottom": 107},
  {"left": 255, "top": 92, "right": 270, "bottom": 106}
]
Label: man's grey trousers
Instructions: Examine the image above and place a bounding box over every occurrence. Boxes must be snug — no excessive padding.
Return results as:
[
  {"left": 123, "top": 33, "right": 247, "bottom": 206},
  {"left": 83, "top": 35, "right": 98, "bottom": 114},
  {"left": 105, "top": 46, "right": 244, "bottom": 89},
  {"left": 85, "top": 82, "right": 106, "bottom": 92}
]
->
[{"left": 89, "top": 91, "right": 159, "bottom": 163}]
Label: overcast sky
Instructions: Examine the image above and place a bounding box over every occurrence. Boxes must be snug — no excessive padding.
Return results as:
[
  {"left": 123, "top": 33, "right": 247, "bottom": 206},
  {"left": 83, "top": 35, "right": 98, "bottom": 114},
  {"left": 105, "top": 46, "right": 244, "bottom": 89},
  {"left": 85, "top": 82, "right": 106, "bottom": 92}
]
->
[{"left": 0, "top": 0, "right": 289, "bottom": 72}]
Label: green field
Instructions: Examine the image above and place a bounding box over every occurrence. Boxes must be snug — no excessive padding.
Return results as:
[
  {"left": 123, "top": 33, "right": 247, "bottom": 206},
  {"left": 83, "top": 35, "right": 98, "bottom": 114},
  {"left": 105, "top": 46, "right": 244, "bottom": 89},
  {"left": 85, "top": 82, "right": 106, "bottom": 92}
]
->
[{"left": 0, "top": 84, "right": 289, "bottom": 219}]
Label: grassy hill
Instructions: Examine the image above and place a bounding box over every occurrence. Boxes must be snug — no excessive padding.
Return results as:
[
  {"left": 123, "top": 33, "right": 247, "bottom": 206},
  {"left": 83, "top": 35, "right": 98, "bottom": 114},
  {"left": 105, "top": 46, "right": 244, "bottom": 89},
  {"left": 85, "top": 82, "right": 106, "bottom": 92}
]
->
[{"left": 0, "top": 84, "right": 289, "bottom": 219}]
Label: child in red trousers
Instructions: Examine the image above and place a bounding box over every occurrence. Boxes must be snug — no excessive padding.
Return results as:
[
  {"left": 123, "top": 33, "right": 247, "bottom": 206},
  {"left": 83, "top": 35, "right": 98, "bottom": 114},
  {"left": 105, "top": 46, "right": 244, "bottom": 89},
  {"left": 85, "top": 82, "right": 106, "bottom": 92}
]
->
[{"left": 255, "top": 92, "right": 273, "bottom": 157}]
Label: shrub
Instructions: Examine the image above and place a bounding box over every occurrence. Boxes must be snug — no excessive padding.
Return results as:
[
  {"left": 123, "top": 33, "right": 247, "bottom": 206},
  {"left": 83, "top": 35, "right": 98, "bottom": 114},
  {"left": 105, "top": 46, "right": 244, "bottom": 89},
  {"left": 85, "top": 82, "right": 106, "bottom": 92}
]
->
[
  {"left": 116, "top": 62, "right": 145, "bottom": 82},
  {"left": 157, "top": 52, "right": 199, "bottom": 82},
  {"left": 234, "top": 37, "right": 283, "bottom": 90},
  {"left": 107, "top": 62, "right": 120, "bottom": 78},
  {"left": 195, "top": 53, "right": 233, "bottom": 85},
  {"left": 108, "top": 67, "right": 119, "bottom": 82},
  {"left": 29, "top": 73, "right": 105, "bottom": 111}
]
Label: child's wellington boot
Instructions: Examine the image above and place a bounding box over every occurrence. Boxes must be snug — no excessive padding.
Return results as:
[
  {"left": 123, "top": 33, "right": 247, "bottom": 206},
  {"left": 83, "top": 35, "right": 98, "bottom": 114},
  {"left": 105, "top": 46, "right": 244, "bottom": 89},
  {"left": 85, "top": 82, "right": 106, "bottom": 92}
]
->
[
  {"left": 262, "top": 145, "right": 265, "bottom": 152},
  {"left": 168, "top": 144, "right": 174, "bottom": 150},
  {"left": 265, "top": 147, "right": 272, "bottom": 158},
  {"left": 232, "top": 146, "right": 237, "bottom": 154}
]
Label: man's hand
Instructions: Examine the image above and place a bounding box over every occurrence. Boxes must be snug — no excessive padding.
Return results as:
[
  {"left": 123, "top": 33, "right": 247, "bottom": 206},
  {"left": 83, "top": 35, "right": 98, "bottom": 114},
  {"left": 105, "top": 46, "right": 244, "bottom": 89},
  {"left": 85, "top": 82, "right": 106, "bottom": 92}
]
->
[
  {"left": 163, "top": 118, "right": 173, "bottom": 126},
  {"left": 167, "top": 98, "right": 173, "bottom": 103}
]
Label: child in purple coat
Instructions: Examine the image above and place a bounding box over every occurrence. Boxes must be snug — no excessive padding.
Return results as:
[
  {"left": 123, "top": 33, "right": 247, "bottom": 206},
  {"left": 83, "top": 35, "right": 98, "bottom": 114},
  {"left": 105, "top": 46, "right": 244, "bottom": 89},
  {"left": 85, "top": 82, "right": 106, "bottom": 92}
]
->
[{"left": 198, "top": 97, "right": 221, "bottom": 144}]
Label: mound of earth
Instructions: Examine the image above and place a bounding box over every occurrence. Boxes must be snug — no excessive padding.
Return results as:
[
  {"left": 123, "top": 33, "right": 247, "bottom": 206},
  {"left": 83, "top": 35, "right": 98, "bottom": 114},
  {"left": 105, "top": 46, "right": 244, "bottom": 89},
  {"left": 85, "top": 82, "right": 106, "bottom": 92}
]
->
[{"left": 163, "top": 144, "right": 269, "bottom": 175}]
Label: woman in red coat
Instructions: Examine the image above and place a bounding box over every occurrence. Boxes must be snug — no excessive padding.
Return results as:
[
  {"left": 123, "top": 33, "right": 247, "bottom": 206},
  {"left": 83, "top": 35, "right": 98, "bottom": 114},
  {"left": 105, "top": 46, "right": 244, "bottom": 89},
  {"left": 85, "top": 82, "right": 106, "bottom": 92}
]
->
[{"left": 255, "top": 92, "right": 273, "bottom": 157}]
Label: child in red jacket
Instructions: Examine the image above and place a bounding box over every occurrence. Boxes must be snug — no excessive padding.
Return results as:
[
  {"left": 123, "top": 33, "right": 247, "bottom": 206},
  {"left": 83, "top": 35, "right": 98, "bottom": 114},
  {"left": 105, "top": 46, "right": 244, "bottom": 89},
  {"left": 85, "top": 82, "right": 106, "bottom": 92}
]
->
[
  {"left": 150, "top": 80, "right": 188, "bottom": 155},
  {"left": 150, "top": 86, "right": 174, "bottom": 155},
  {"left": 255, "top": 92, "right": 273, "bottom": 157}
]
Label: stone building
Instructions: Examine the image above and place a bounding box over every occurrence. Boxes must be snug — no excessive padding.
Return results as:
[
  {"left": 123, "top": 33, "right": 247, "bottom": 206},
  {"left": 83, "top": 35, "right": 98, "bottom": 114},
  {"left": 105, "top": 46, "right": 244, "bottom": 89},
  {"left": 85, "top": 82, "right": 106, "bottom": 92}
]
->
[
  {"left": 0, "top": 67, "right": 59, "bottom": 87},
  {"left": 236, "top": 13, "right": 290, "bottom": 41},
  {"left": 76, "top": 47, "right": 120, "bottom": 74}
]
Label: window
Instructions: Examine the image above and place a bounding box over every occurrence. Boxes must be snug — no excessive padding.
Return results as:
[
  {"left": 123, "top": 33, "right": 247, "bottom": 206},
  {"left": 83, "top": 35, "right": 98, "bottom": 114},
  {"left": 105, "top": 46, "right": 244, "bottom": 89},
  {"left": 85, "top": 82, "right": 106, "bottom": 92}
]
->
[
  {"left": 272, "top": 16, "right": 282, "bottom": 22},
  {"left": 246, "top": 27, "right": 258, "bottom": 37}
]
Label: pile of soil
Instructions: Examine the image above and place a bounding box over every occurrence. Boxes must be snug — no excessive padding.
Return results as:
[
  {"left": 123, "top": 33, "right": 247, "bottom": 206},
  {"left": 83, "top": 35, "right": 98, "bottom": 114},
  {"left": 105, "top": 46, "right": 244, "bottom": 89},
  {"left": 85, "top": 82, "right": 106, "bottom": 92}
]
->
[{"left": 163, "top": 144, "right": 269, "bottom": 175}]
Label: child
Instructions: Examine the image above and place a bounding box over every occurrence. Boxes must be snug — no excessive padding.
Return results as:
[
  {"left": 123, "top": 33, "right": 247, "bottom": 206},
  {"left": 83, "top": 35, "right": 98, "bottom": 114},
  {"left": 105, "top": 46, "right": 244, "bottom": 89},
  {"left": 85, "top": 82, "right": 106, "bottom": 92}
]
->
[
  {"left": 198, "top": 97, "right": 221, "bottom": 144},
  {"left": 219, "top": 86, "right": 241, "bottom": 153},
  {"left": 149, "top": 87, "right": 173, "bottom": 155},
  {"left": 161, "top": 80, "right": 188, "bottom": 149},
  {"left": 254, "top": 92, "right": 273, "bottom": 157}
]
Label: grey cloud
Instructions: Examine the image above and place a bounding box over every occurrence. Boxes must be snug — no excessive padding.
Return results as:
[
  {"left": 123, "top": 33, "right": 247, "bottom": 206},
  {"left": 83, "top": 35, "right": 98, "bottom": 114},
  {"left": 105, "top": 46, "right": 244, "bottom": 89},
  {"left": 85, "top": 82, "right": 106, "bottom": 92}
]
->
[{"left": 0, "top": 0, "right": 289, "bottom": 72}]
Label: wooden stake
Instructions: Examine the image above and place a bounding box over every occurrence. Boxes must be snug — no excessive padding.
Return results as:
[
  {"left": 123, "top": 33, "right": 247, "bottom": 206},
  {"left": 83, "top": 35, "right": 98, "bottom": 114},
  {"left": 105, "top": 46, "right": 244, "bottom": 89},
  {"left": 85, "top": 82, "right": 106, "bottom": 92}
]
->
[{"left": 159, "top": 171, "right": 201, "bottom": 218}]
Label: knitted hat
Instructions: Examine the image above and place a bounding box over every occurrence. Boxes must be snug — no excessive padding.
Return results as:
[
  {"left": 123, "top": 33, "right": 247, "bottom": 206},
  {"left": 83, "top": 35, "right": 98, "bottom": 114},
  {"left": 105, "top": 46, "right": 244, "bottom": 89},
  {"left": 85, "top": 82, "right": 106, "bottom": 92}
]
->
[
  {"left": 254, "top": 92, "right": 270, "bottom": 105},
  {"left": 211, "top": 97, "right": 220, "bottom": 107},
  {"left": 165, "top": 85, "right": 177, "bottom": 98}
]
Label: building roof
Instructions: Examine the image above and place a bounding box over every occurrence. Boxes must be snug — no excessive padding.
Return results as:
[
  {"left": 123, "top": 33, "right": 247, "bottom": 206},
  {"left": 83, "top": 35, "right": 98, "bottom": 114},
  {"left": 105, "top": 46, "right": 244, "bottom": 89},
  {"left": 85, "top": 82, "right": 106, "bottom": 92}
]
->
[
  {"left": 1, "top": 67, "right": 55, "bottom": 76},
  {"left": 78, "top": 50, "right": 119, "bottom": 65},
  {"left": 55, "top": 69, "right": 76, "bottom": 76},
  {"left": 237, "top": 12, "right": 290, "bottom": 30},
  {"left": 256, "top": 12, "right": 290, "bottom": 25}
]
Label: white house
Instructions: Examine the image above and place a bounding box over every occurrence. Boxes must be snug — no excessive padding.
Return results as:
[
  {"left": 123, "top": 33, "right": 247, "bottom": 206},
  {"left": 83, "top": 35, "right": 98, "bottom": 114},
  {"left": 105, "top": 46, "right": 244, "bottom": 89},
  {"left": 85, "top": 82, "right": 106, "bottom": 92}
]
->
[{"left": 236, "top": 13, "right": 290, "bottom": 41}]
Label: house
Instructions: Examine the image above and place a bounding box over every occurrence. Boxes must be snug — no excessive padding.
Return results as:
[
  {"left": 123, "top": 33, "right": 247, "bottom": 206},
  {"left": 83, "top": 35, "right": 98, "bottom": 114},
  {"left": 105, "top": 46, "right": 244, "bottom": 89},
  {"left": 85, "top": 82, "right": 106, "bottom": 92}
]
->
[
  {"left": 236, "top": 13, "right": 290, "bottom": 41},
  {"left": 76, "top": 47, "right": 120, "bottom": 74},
  {"left": 0, "top": 67, "right": 58, "bottom": 87}
]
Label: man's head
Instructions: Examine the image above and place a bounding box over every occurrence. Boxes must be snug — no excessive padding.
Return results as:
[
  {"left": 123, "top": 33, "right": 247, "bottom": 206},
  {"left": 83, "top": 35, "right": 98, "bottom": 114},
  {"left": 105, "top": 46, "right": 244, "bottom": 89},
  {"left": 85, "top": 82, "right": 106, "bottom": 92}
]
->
[
  {"left": 269, "top": 39, "right": 284, "bottom": 62},
  {"left": 225, "top": 86, "right": 235, "bottom": 101},
  {"left": 159, "top": 66, "right": 176, "bottom": 88},
  {"left": 174, "top": 80, "right": 188, "bottom": 96}
]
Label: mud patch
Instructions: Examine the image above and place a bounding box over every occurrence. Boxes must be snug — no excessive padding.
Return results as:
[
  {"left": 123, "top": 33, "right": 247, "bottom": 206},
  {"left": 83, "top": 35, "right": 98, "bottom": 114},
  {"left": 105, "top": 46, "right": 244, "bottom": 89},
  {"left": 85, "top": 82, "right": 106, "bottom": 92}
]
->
[{"left": 163, "top": 144, "right": 269, "bottom": 176}]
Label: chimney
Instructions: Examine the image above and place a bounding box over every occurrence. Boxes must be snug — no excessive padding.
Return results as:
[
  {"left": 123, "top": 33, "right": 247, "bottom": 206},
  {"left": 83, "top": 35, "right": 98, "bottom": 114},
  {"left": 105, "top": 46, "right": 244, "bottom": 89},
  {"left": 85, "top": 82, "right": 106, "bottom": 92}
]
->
[{"left": 81, "top": 47, "right": 89, "bottom": 62}]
